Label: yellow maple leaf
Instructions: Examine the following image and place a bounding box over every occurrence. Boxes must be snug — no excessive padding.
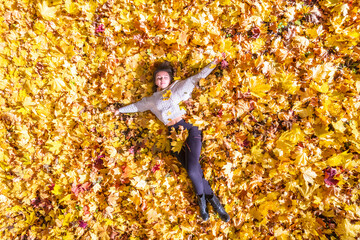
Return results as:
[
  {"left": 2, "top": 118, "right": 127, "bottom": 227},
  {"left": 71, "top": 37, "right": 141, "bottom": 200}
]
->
[
  {"left": 310, "top": 81, "right": 329, "bottom": 93},
  {"left": 46, "top": 140, "right": 62, "bottom": 154},
  {"left": 275, "top": 70, "right": 300, "bottom": 94},
  {"left": 252, "top": 38, "right": 266, "bottom": 54},
  {"left": 49, "top": 77, "right": 67, "bottom": 92},
  {"left": 178, "top": 31, "right": 188, "bottom": 46},
  {"left": 25, "top": 210, "right": 36, "bottom": 225},
  {"left": 248, "top": 75, "right": 271, "bottom": 98},
  {"left": 38, "top": 1, "right": 58, "bottom": 21},
  {"left": 333, "top": 119, "right": 346, "bottom": 133},
  {"left": 251, "top": 142, "right": 264, "bottom": 163},
  {"left": 275, "top": 124, "right": 305, "bottom": 158},
  {"left": 0, "top": 56, "right": 9, "bottom": 68},
  {"left": 64, "top": 0, "right": 79, "bottom": 14},
  {"left": 62, "top": 213, "right": 75, "bottom": 227},
  {"left": 146, "top": 208, "right": 159, "bottom": 223},
  {"left": 296, "top": 181, "right": 320, "bottom": 199},
  {"left": 59, "top": 194, "right": 72, "bottom": 203},
  {"left": 23, "top": 96, "right": 36, "bottom": 108},
  {"left": 294, "top": 147, "right": 308, "bottom": 166},
  {"left": 168, "top": 126, "right": 188, "bottom": 153},
  {"left": 220, "top": 0, "right": 231, "bottom": 5},
  {"left": 209, "top": 64, "right": 217, "bottom": 69},
  {"left": 302, "top": 167, "right": 317, "bottom": 184},
  {"left": 33, "top": 20, "right": 46, "bottom": 35},
  {"left": 335, "top": 218, "right": 360, "bottom": 238},
  {"left": 311, "top": 62, "right": 337, "bottom": 84},
  {"left": 63, "top": 232, "right": 75, "bottom": 240},
  {"left": 51, "top": 184, "right": 63, "bottom": 195},
  {"left": 162, "top": 90, "right": 172, "bottom": 100},
  {"left": 13, "top": 56, "right": 26, "bottom": 67},
  {"left": 222, "top": 162, "right": 234, "bottom": 179},
  {"left": 164, "top": 32, "right": 177, "bottom": 45},
  {"left": 327, "top": 151, "right": 353, "bottom": 166}
]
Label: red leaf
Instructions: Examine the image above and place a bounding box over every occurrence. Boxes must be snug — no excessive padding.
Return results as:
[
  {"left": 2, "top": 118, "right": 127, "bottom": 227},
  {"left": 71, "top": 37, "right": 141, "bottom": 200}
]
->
[
  {"left": 72, "top": 182, "right": 92, "bottom": 197},
  {"left": 93, "top": 155, "right": 104, "bottom": 169},
  {"left": 79, "top": 220, "right": 87, "bottom": 228},
  {"left": 31, "top": 197, "right": 41, "bottom": 208},
  {"left": 324, "top": 167, "right": 339, "bottom": 186},
  {"left": 251, "top": 27, "right": 261, "bottom": 38},
  {"left": 95, "top": 24, "right": 105, "bottom": 33},
  {"left": 81, "top": 182, "right": 92, "bottom": 191},
  {"left": 151, "top": 164, "right": 160, "bottom": 173},
  {"left": 83, "top": 205, "right": 90, "bottom": 215},
  {"left": 49, "top": 183, "right": 55, "bottom": 191},
  {"left": 71, "top": 182, "right": 80, "bottom": 197},
  {"left": 220, "top": 60, "right": 229, "bottom": 69},
  {"left": 31, "top": 197, "right": 52, "bottom": 212}
]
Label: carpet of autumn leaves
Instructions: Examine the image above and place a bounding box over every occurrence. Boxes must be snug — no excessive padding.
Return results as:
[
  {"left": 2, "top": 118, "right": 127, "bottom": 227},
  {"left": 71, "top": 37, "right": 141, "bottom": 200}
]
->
[{"left": 1, "top": 0, "right": 360, "bottom": 239}]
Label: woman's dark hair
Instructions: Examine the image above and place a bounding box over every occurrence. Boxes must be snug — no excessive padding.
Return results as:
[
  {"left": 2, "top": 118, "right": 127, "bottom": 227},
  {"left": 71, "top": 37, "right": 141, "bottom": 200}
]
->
[{"left": 153, "top": 61, "right": 175, "bottom": 92}]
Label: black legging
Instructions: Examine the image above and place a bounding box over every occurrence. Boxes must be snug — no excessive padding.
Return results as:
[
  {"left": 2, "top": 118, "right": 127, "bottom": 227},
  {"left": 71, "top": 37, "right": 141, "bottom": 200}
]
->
[{"left": 168, "top": 119, "right": 214, "bottom": 196}]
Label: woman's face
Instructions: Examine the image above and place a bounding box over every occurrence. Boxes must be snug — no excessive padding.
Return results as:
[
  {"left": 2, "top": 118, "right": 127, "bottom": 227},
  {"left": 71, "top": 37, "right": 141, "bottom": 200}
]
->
[{"left": 155, "top": 71, "right": 171, "bottom": 90}]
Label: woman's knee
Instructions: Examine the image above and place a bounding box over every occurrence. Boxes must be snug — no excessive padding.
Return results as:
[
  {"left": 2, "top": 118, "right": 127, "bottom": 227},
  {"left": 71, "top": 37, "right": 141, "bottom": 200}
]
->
[
  {"left": 187, "top": 166, "right": 201, "bottom": 180},
  {"left": 188, "top": 128, "right": 201, "bottom": 140}
]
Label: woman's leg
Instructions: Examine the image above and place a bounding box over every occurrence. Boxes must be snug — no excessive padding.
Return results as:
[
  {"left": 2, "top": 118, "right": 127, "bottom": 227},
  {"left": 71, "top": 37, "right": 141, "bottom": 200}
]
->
[
  {"left": 172, "top": 144, "right": 187, "bottom": 169},
  {"left": 169, "top": 121, "right": 229, "bottom": 221},
  {"left": 180, "top": 122, "right": 214, "bottom": 196}
]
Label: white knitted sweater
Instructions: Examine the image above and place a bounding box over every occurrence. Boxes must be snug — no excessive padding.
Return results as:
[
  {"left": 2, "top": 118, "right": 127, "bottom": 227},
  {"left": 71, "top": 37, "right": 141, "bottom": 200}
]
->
[{"left": 117, "top": 60, "right": 217, "bottom": 125}]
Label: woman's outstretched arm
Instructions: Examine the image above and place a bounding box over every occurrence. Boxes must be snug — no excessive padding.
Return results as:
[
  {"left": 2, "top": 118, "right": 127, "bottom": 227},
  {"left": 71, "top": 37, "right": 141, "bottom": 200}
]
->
[
  {"left": 171, "top": 58, "right": 219, "bottom": 101},
  {"left": 187, "top": 58, "right": 219, "bottom": 85},
  {"left": 114, "top": 97, "right": 150, "bottom": 115}
]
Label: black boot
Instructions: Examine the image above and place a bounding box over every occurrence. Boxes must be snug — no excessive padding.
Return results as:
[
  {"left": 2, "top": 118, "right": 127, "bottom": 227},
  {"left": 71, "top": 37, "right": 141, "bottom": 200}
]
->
[
  {"left": 197, "top": 194, "right": 209, "bottom": 221},
  {"left": 206, "top": 194, "right": 230, "bottom": 222}
]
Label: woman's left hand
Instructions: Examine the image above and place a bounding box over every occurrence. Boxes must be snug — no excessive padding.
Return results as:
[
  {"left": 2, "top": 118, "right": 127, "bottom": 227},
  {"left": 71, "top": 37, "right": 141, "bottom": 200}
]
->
[
  {"left": 106, "top": 104, "right": 116, "bottom": 113},
  {"left": 214, "top": 53, "right": 226, "bottom": 64}
]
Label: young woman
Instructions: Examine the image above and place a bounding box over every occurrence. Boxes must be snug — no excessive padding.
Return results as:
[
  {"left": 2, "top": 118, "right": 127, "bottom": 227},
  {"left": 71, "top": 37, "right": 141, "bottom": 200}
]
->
[{"left": 113, "top": 58, "right": 230, "bottom": 222}]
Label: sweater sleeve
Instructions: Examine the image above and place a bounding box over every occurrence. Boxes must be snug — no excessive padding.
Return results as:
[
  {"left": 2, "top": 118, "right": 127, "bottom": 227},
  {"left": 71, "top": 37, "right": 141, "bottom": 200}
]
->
[
  {"left": 117, "top": 97, "right": 150, "bottom": 113},
  {"left": 172, "top": 60, "right": 217, "bottom": 101}
]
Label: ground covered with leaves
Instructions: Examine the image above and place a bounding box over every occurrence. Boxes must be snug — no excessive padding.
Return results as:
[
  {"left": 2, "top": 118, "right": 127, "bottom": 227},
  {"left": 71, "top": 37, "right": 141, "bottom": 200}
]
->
[{"left": 1, "top": 0, "right": 360, "bottom": 239}]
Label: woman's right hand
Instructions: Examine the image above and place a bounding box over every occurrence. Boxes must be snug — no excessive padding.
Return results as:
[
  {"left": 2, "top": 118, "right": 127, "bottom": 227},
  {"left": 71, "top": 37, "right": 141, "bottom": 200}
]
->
[
  {"left": 106, "top": 103, "right": 128, "bottom": 120},
  {"left": 106, "top": 104, "right": 120, "bottom": 116},
  {"left": 114, "top": 109, "right": 121, "bottom": 116},
  {"left": 214, "top": 52, "right": 226, "bottom": 64}
]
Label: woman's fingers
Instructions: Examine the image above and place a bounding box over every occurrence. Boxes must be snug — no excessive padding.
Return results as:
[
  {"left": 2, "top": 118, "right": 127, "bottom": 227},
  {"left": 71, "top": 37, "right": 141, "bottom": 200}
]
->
[
  {"left": 214, "top": 52, "right": 226, "bottom": 64},
  {"left": 106, "top": 104, "right": 116, "bottom": 113}
]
